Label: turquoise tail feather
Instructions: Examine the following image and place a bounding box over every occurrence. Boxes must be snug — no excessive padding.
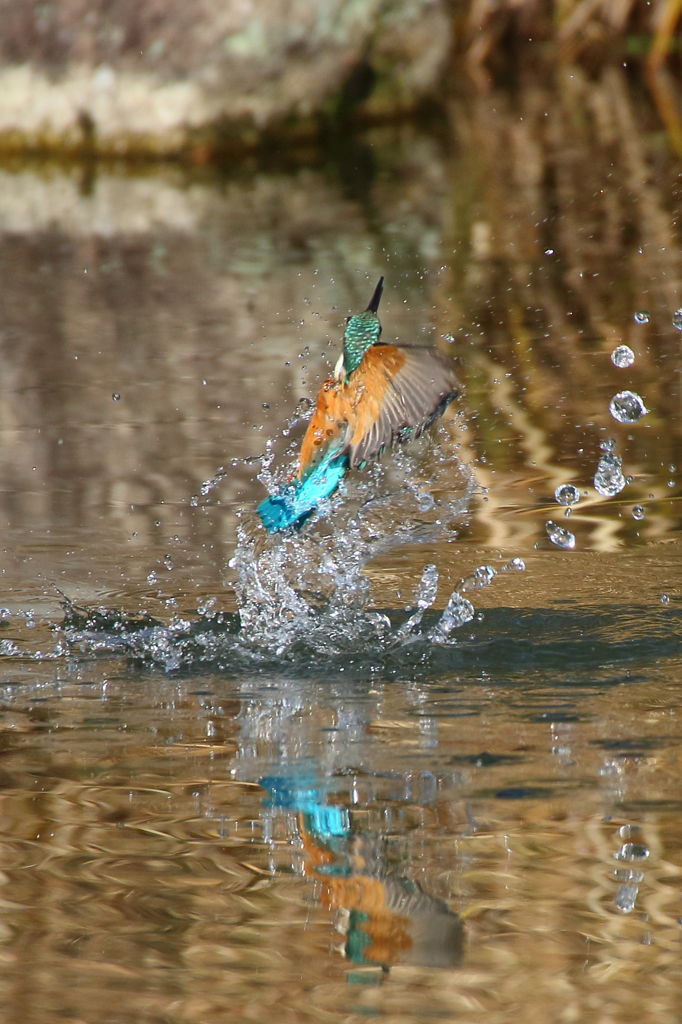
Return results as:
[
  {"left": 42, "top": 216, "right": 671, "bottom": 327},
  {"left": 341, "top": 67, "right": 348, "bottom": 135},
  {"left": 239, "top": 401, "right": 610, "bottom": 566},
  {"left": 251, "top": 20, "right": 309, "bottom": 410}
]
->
[{"left": 257, "top": 453, "right": 349, "bottom": 533}]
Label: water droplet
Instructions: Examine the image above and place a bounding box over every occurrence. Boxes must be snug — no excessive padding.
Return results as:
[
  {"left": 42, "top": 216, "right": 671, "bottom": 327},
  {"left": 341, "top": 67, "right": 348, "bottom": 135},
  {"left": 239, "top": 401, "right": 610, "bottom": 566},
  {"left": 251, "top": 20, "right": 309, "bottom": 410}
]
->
[
  {"left": 564, "top": 507, "right": 571, "bottom": 517},
  {"left": 444, "top": 333, "right": 455, "bottom": 343},
  {"left": 544, "top": 248, "right": 554, "bottom": 255},
  {"left": 554, "top": 483, "right": 580, "bottom": 505},
  {"left": 147, "top": 572, "right": 157, "bottom": 585},
  {"left": 0, "top": 639, "right": 18, "bottom": 656},
  {"left": 633, "top": 310, "right": 649, "bottom": 324},
  {"left": 112, "top": 392, "right": 121, "bottom": 401},
  {"left": 459, "top": 565, "right": 497, "bottom": 591},
  {"left": 163, "top": 554, "right": 173, "bottom": 571},
  {"left": 618, "top": 824, "right": 639, "bottom": 839},
  {"left": 660, "top": 593, "right": 670, "bottom": 605},
  {"left": 262, "top": 403, "right": 270, "bottom": 410},
  {"left": 611, "top": 345, "right": 634, "bottom": 368},
  {"left": 190, "top": 495, "right": 199, "bottom": 507},
  {"left": 546, "top": 521, "right": 575, "bottom": 549},
  {"left": 594, "top": 452, "right": 626, "bottom": 497},
  {"left": 632, "top": 505, "right": 645, "bottom": 520},
  {"left": 614, "top": 884, "right": 638, "bottom": 914},
  {"left": 414, "top": 564, "right": 438, "bottom": 609},
  {"left": 197, "top": 597, "right": 217, "bottom": 617},
  {"left": 609, "top": 390, "right": 648, "bottom": 423},
  {"left": 600, "top": 437, "right": 616, "bottom": 452},
  {"left": 615, "top": 842, "right": 649, "bottom": 862},
  {"left": 673, "top": 308, "right": 682, "bottom": 330},
  {"left": 507, "top": 557, "right": 525, "bottom": 571},
  {"left": 615, "top": 867, "right": 644, "bottom": 882}
]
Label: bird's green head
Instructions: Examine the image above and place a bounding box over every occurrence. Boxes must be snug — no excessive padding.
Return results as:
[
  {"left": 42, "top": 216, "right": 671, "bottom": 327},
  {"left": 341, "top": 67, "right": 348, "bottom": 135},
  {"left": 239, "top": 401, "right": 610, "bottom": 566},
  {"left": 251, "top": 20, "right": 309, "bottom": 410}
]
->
[{"left": 342, "top": 278, "right": 384, "bottom": 376}]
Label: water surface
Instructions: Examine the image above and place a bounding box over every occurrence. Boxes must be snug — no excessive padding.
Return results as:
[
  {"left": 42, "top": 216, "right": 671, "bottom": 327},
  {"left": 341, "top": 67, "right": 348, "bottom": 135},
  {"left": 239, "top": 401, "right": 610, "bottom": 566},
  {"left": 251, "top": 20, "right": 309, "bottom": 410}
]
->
[{"left": 1, "top": 74, "right": 682, "bottom": 1023}]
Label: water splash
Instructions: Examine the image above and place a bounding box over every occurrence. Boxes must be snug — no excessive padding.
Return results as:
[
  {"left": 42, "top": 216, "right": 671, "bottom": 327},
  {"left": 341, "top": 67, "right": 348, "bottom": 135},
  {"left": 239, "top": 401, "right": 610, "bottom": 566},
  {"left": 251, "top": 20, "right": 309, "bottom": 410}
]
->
[
  {"left": 43, "top": 422, "right": 534, "bottom": 669},
  {"left": 228, "top": 427, "right": 481, "bottom": 657},
  {"left": 393, "top": 564, "right": 439, "bottom": 642},
  {"left": 428, "top": 592, "right": 475, "bottom": 644},
  {"left": 188, "top": 404, "right": 316, "bottom": 510}
]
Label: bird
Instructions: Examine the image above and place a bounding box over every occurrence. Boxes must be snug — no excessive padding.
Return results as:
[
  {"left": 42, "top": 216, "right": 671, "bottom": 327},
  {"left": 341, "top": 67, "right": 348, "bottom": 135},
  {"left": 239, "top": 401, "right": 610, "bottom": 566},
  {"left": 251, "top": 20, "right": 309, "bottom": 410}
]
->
[{"left": 257, "top": 277, "right": 459, "bottom": 533}]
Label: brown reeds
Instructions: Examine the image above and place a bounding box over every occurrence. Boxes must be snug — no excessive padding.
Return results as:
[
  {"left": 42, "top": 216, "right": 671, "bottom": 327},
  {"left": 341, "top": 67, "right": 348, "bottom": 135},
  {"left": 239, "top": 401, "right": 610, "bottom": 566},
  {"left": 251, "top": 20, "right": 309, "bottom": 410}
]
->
[{"left": 460, "top": 0, "right": 682, "bottom": 159}]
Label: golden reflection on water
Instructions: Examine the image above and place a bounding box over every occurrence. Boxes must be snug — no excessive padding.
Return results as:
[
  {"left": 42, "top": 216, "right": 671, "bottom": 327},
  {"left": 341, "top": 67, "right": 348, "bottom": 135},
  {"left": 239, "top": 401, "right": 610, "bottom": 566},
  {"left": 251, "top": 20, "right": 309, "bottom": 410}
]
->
[
  {"left": 0, "top": 666, "right": 681, "bottom": 1023},
  {"left": 0, "top": 67, "right": 680, "bottom": 1024}
]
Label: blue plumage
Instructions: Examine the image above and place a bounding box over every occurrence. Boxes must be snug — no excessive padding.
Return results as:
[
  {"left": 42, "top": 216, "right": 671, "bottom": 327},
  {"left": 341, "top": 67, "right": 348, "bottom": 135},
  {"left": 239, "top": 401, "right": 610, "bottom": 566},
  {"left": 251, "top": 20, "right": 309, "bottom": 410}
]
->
[
  {"left": 260, "top": 774, "right": 350, "bottom": 841},
  {"left": 256, "top": 452, "right": 349, "bottom": 533}
]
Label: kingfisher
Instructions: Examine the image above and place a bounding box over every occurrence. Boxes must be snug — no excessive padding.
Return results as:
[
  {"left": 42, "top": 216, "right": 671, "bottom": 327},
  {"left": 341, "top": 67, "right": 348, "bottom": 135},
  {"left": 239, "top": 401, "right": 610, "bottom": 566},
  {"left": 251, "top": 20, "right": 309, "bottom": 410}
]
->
[{"left": 257, "top": 278, "right": 459, "bottom": 532}]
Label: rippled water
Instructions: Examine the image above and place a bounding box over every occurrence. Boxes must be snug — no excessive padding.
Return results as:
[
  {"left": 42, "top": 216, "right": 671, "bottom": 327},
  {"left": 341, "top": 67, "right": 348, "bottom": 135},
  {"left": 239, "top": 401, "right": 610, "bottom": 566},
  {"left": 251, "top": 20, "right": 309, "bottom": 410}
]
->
[{"left": 2, "top": 78, "right": 682, "bottom": 1022}]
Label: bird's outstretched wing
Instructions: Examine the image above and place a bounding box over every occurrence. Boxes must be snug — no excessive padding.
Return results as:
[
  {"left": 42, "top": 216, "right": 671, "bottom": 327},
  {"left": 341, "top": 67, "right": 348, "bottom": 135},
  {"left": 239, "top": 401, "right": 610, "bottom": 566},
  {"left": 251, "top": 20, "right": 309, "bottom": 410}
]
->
[{"left": 346, "top": 345, "right": 459, "bottom": 469}]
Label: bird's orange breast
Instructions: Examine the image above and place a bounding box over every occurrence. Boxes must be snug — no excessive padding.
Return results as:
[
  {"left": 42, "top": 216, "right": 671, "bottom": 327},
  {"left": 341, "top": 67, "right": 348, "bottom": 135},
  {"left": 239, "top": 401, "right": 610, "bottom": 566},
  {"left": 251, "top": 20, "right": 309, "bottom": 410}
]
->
[{"left": 296, "top": 346, "right": 405, "bottom": 480}]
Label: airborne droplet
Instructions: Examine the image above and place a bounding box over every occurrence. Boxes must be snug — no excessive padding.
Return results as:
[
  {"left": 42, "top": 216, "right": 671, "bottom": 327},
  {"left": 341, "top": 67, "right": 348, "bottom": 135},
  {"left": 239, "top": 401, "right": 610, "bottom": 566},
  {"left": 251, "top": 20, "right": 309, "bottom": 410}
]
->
[
  {"left": 594, "top": 452, "right": 626, "bottom": 497},
  {"left": 615, "top": 843, "right": 649, "bottom": 862},
  {"left": 632, "top": 505, "right": 645, "bottom": 520},
  {"left": 633, "top": 310, "right": 649, "bottom": 324},
  {"left": 609, "top": 391, "right": 648, "bottom": 423},
  {"left": 545, "top": 521, "right": 575, "bottom": 549},
  {"left": 611, "top": 345, "right": 634, "bottom": 368},
  {"left": 614, "top": 884, "right": 638, "bottom": 914},
  {"left": 673, "top": 309, "right": 682, "bottom": 330},
  {"left": 554, "top": 483, "right": 580, "bottom": 506}
]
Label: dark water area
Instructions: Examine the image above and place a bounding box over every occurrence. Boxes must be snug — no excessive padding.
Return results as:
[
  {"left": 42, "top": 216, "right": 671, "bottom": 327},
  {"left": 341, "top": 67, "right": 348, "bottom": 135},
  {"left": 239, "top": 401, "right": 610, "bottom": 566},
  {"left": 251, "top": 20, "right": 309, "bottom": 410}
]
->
[{"left": 1, "top": 69, "right": 682, "bottom": 1023}]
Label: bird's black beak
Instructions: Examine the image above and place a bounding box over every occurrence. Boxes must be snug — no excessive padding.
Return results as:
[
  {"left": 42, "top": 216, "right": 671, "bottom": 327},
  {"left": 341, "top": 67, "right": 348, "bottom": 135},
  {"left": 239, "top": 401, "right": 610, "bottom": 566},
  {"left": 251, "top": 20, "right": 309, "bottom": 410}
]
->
[{"left": 366, "top": 277, "right": 384, "bottom": 313}]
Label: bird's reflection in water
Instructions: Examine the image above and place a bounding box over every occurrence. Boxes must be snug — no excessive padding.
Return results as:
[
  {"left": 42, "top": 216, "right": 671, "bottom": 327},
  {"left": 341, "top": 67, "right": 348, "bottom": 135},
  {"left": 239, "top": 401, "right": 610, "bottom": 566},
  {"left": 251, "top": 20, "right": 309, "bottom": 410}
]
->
[{"left": 261, "top": 774, "right": 463, "bottom": 971}]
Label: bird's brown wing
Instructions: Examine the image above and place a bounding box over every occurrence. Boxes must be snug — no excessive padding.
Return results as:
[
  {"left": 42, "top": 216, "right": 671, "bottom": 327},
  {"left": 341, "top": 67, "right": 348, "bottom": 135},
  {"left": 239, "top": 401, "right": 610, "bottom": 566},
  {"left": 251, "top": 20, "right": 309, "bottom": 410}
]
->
[{"left": 346, "top": 345, "right": 459, "bottom": 469}]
